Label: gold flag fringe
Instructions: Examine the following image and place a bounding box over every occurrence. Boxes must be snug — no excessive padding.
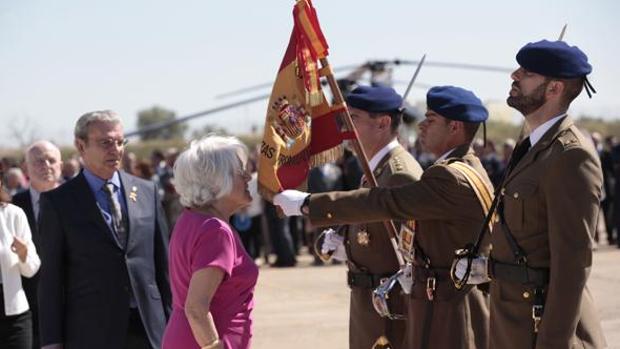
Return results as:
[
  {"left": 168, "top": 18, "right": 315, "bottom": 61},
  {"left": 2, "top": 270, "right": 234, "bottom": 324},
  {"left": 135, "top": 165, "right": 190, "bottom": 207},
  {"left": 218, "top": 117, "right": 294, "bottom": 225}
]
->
[{"left": 310, "top": 143, "right": 343, "bottom": 167}]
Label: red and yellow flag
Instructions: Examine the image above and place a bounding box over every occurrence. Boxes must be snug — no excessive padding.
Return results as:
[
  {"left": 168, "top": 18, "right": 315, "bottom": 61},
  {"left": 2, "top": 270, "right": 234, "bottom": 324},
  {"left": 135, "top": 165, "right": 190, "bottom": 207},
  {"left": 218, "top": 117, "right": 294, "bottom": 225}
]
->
[{"left": 258, "top": 0, "right": 351, "bottom": 200}]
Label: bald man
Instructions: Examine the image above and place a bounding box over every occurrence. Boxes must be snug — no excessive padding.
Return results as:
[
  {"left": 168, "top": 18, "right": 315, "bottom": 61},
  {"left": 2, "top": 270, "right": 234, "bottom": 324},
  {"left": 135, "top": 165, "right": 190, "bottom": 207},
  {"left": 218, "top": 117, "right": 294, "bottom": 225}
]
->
[{"left": 13, "top": 140, "right": 63, "bottom": 349}]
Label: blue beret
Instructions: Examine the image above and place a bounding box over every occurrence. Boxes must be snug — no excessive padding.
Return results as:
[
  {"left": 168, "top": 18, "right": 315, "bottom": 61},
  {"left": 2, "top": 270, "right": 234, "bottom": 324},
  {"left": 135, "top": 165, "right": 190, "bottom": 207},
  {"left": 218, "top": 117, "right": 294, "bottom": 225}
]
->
[
  {"left": 346, "top": 85, "right": 402, "bottom": 113},
  {"left": 426, "top": 86, "right": 488, "bottom": 123},
  {"left": 516, "top": 40, "right": 592, "bottom": 79}
]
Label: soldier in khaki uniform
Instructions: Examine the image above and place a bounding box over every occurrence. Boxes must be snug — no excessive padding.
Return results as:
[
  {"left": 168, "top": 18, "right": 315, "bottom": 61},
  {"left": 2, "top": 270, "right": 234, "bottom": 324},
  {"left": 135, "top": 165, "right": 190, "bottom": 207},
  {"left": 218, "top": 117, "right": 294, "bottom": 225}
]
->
[
  {"left": 275, "top": 86, "right": 492, "bottom": 349},
  {"left": 454, "top": 40, "right": 607, "bottom": 349},
  {"left": 319, "top": 85, "right": 423, "bottom": 349}
]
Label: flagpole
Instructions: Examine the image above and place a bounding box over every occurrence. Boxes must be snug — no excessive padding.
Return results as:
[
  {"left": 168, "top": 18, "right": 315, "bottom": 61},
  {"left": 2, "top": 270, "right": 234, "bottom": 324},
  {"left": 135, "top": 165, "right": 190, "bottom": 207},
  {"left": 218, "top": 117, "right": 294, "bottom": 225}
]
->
[{"left": 319, "top": 57, "right": 406, "bottom": 266}]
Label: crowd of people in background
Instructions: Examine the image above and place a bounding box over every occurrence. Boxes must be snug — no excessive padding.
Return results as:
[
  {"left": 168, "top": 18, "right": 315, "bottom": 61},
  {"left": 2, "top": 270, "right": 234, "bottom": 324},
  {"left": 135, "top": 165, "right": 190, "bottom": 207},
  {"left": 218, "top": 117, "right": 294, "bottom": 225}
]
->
[
  {"left": 0, "top": 124, "right": 618, "bottom": 349},
  {"left": 1, "top": 131, "right": 620, "bottom": 277}
]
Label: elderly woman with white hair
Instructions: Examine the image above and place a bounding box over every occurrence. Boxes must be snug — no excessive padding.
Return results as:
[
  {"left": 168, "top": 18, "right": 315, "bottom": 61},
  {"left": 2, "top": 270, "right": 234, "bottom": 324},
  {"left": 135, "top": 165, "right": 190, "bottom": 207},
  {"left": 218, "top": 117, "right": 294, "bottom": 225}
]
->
[{"left": 162, "top": 136, "right": 258, "bottom": 349}]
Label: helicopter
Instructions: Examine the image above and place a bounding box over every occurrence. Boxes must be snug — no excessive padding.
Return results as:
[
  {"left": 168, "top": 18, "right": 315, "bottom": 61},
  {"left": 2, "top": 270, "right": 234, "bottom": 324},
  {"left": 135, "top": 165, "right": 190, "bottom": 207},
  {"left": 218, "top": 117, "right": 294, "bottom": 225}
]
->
[{"left": 124, "top": 58, "right": 513, "bottom": 138}]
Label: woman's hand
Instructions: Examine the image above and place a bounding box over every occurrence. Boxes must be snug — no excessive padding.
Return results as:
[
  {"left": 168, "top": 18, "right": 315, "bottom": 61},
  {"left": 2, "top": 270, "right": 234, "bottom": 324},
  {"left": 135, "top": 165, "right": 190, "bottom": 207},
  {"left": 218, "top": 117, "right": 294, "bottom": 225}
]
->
[{"left": 11, "top": 236, "right": 28, "bottom": 263}]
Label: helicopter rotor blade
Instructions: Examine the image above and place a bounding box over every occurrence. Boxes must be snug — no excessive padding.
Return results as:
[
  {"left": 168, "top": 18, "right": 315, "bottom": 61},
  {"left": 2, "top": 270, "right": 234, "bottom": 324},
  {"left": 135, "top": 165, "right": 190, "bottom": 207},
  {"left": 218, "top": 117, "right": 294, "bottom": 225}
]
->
[
  {"left": 125, "top": 94, "right": 269, "bottom": 138},
  {"left": 215, "top": 58, "right": 513, "bottom": 99}
]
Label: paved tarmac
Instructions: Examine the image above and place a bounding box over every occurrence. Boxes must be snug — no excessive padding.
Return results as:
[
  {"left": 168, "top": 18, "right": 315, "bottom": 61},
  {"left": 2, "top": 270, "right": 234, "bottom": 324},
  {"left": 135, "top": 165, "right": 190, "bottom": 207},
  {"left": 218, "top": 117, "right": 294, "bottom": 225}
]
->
[{"left": 251, "top": 245, "right": 620, "bottom": 349}]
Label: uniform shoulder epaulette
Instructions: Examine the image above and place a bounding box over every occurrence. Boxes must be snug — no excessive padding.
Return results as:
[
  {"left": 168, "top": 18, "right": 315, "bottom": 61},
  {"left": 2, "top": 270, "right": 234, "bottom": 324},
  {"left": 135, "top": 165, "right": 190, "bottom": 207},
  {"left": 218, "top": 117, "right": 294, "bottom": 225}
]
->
[
  {"left": 388, "top": 154, "right": 405, "bottom": 173},
  {"left": 556, "top": 127, "right": 581, "bottom": 149}
]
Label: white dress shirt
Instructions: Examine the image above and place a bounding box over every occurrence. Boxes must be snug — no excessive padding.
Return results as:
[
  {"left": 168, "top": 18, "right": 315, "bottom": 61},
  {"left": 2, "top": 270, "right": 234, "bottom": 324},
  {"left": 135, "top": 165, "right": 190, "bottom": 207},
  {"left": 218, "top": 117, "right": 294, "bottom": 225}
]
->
[
  {"left": 435, "top": 147, "right": 458, "bottom": 164},
  {"left": 0, "top": 203, "right": 41, "bottom": 315},
  {"left": 369, "top": 139, "right": 400, "bottom": 172},
  {"left": 529, "top": 113, "right": 567, "bottom": 147}
]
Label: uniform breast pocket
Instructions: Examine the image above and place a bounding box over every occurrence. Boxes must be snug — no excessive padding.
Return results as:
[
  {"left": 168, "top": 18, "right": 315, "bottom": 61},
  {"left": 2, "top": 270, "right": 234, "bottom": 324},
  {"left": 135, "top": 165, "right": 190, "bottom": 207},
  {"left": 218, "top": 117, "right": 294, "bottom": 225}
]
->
[{"left": 503, "top": 182, "right": 540, "bottom": 235}]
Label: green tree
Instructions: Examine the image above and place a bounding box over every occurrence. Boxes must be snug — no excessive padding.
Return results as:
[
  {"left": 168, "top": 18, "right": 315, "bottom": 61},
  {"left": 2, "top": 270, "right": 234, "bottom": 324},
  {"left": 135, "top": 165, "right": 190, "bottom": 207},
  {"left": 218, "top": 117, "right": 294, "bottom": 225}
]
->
[
  {"left": 136, "top": 106, "right": 188, "bottom": 141},
  {"left": 190, "top": 124, "right": 230, "bottom": 140}
]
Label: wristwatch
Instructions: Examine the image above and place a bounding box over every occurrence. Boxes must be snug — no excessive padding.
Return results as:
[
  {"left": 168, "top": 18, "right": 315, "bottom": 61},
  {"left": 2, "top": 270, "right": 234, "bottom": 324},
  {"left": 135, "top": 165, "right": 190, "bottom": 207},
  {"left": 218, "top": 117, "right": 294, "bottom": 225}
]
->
[{"left": 300, "top": 194, "right": 311, "bottom": 215}]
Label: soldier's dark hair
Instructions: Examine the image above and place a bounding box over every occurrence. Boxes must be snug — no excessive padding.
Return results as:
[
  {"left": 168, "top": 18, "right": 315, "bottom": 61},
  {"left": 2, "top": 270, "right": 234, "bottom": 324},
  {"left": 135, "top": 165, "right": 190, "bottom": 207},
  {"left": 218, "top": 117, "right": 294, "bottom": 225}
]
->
[
  {"left": 558, "top": 78, "right": 585, "bottom": 107},
  {"left": 369, "top": 110, "right": 402, "bottom": 134},
  {"left": 463, "top": 121, "right": 481, "bottom": 141}
]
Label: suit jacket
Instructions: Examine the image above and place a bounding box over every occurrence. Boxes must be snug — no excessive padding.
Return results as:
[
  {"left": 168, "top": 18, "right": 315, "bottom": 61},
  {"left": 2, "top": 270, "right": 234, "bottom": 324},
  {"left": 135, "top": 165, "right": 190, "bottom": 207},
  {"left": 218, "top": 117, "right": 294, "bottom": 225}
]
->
[
  {"left": 309, "top": 144, "right": 491, "bottom": 349},
  {"left": 346, "top": 145, "right": 422, "bottom": 349},
  {"left": 38, "top": 171, "right": 171, "bottom": 349},
  {"left": 490, "top": 116, "right": 606, "bottom": 349}
]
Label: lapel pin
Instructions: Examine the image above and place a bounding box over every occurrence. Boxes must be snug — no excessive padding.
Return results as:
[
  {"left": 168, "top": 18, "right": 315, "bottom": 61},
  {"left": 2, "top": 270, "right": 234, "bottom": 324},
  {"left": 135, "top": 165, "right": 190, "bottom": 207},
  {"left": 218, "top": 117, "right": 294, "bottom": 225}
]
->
[{"left": 129, "top": 186, "right": 138, "bottom": 202}]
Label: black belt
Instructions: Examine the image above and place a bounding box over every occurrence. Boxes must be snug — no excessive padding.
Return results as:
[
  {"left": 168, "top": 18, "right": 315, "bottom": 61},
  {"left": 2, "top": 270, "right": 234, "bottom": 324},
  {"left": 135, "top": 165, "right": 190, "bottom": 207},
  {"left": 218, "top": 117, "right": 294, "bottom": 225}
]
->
[
  {"left": 347, "top": 271, "right": 394, "bottom": 289},
  {"left": 412, "top": 266, "right": 451, "bottom": 283},
  {"left": 489, "top": 259, "right": 549, "bottom": 286}
]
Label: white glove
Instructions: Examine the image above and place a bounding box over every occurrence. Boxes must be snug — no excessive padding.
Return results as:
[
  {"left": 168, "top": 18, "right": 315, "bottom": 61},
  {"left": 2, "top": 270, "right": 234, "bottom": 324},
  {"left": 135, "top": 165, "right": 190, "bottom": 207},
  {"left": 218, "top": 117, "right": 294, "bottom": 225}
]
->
[
  {"left": 454, "top": 256, "right": 490, "bottom": 285},
  {"left": 273, "top": 190, "right": 309, "bottom": 216},
  {"left": 397, "top": 263, "right": 414, "bottom": 294},
  {"left": 319, "top": 229, "right": 347, "bottom": 261},
  {"left": 331, "top": 243, "right": 347, "bottom": 262},
  {"left": 320, "top": 229, "right": 344, "bottom": 254}
]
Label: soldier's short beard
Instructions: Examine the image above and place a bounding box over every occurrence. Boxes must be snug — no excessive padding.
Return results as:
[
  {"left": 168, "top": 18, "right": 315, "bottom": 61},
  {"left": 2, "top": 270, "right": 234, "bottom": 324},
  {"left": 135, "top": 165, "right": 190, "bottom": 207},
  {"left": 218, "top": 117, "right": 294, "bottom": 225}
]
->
[{"left": 507, "top": 81, "right": 548, "bottom": 115}]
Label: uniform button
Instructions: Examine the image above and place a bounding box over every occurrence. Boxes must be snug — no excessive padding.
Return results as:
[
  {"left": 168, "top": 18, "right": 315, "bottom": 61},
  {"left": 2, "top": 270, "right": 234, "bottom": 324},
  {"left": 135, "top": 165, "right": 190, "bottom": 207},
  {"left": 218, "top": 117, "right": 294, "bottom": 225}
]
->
[
  {"left": 513, "top": 192, "right": 519, "bottom": 199},
  {"left": 326, "top": 213, "right": 332, "bottom": 219},
  {"left": 523, "top": 291, "right": 530, "bottom": 299}
]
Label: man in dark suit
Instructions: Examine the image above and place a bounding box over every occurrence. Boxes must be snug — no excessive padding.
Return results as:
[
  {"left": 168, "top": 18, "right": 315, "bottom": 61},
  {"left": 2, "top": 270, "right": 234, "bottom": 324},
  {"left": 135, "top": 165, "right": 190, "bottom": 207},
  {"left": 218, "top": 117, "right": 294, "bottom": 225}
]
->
[
  {"left": 12, "top": 140, "right": 63, "bottom": 349},
  {"left": 38, "top": 110, "right": 171, "bottom": 349}
]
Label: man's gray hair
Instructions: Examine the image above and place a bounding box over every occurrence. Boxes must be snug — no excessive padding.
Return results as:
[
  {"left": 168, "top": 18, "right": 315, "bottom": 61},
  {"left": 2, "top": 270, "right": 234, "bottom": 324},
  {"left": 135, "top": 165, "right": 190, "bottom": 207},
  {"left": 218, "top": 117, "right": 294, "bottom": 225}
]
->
[
  {"left": 74, "top": 110, "right": 122, "bottom": 140},
  {"left": 173, "top": 135, "right": 248, "bottom": 208}
]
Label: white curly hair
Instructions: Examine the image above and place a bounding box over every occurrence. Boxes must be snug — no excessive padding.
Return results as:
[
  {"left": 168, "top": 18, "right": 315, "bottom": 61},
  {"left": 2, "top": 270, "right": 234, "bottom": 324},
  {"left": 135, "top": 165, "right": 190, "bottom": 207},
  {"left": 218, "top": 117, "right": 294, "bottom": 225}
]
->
[{"left": 173, "top": 135, "right": 248, "bottom": 207}]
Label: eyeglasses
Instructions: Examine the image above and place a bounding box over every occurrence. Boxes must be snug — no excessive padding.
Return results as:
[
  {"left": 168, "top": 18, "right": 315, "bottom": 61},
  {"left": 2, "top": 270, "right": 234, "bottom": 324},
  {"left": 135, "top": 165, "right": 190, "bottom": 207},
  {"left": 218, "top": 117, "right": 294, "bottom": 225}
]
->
[{"left": 90, "top": 138, "right": 129, "bottom": 149}]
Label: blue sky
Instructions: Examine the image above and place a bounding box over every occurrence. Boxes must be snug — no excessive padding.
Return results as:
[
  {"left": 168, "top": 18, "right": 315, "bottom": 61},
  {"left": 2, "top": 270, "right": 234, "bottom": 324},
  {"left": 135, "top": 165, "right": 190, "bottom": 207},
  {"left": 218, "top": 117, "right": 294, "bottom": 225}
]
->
[{"left": 1, "top": 0, "right": 618, "bottom": 147}]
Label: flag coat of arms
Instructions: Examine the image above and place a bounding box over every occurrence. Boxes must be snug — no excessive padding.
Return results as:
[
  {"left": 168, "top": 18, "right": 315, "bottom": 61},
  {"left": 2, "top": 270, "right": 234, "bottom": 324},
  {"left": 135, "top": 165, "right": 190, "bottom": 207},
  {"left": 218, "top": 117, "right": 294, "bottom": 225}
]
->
[{"left": 258, "top": 0, "right": 351, "bottom": 199}]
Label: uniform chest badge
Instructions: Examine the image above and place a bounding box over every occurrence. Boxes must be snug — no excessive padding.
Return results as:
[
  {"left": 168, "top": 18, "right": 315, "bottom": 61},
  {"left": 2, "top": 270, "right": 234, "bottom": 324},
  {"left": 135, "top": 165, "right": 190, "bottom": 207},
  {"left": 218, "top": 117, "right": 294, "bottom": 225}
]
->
[{"left": 357, "top": 230, "right": 370, "bottom": 246}]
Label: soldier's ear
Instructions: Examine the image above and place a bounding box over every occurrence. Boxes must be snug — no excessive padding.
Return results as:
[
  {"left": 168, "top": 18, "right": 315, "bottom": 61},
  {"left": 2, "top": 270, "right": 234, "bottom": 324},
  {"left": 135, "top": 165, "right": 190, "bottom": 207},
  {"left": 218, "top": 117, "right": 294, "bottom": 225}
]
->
[
  {"left": 547, "top": 80, "right": 564, "bottom": 98},
  {"left": 378, "top": 114, "right": 391, "bottom": 130}
]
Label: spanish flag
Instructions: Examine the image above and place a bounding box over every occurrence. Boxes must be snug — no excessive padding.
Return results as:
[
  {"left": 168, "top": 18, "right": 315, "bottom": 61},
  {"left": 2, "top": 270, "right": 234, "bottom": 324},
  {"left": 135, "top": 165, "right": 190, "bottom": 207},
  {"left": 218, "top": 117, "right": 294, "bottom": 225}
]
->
[{"left": 258, "top": 0, "right": 351, "bottom": 200}]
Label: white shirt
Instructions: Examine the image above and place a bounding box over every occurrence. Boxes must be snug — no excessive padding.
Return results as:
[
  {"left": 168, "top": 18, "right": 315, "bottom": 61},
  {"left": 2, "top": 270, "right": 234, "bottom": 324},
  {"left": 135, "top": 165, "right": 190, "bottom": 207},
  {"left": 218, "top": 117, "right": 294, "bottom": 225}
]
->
[
  {"left": 0, "top": 203, "right": 41, "bottom": 316},
  {"left": 529, "top": 113, "right": 567, "bottom": 147},
  {"left": 369, "top": 139, "right": 400, "bottom": 172},
  {"left": 435, "top": 147, "right": 458, "bottom": 164}
]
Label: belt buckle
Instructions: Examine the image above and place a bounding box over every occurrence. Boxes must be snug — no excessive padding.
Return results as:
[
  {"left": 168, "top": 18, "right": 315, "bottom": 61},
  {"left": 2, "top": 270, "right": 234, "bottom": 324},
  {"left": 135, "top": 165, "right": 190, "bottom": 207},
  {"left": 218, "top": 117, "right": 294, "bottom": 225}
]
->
[
  {"left": 532, "top": 305, "right": 543, "bottom": 333},
  {"left": 426, "top": 276, "right": 436, "bottom": 301}
]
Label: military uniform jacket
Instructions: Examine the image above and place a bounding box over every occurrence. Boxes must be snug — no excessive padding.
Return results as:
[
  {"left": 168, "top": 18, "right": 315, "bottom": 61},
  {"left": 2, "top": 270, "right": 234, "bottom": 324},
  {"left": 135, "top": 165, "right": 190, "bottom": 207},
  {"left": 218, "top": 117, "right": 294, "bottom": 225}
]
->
[
  {"left": 309, "top": 144, "right": 491, "bottom": 349},
  {"left": 490, "top": 116, "right": 606, "bottom": 349},
  {"left": 346, "top": 144, "right": 423, "bottom": 349}
]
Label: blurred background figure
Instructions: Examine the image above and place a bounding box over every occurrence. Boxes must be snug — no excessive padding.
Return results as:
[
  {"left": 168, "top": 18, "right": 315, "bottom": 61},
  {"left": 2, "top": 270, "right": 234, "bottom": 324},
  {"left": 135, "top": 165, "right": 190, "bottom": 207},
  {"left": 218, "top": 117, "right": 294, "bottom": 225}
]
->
[
  {"left": 5, "top": 168, "right": 27, "bottom": 196},
  {"left": 231, "top": 157, "right": 264, "bottom": 260},
  {"left": 480, "top": 140, "right": 502, "bottom": 187},
  {"left": 134, "top": 160, "right": 155, "bottom": 181},
  {"left": 122, "top": 152, "right": 138, "bottom": 175},
  {"left": 60, "top": 157, "right": 80, "bottom": 182},
  {"left": 600, "top": 136, "right": 616, "bottom": 245},
  {"left": 12, "top": 140, "right": 63, "bottom": 349}
]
